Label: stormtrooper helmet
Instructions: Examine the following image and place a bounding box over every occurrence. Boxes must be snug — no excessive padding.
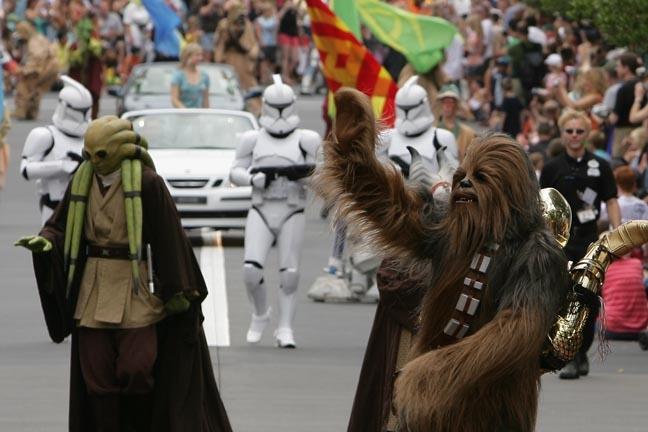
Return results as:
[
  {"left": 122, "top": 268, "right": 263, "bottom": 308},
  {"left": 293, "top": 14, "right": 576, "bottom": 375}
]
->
[
  {"left": 52, "top": 76, "right": 93, "bottom": 137},
  {"left": 395, "top": 76, "right": 434, "bottom": 137},
  {"left": 259, "top": 75, "right": 299, "bottom": 137}
]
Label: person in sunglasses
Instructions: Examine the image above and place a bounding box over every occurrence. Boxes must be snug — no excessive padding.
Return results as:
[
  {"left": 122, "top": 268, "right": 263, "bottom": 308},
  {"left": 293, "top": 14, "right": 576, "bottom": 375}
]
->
[{"left": 540, "top": 109, "right": 621, "bottom": 379}]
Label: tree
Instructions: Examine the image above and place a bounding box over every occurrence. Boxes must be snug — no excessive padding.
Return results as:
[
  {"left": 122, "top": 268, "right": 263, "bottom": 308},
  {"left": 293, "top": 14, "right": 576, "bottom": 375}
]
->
[
  {"left": 525, "top": 0, "right": 647, "bottom": 53},
  {"left": 591, "top": 0, "right": 648, "bottom": 53}
]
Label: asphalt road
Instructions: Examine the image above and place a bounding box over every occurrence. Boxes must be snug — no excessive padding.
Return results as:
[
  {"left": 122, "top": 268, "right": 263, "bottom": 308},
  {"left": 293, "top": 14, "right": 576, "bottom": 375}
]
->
[{"left": 1, "top": 94, "right": 647, "bottom": 432}]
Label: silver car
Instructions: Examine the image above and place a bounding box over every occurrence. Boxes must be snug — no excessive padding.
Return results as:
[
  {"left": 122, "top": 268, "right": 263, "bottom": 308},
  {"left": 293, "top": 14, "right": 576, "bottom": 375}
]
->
[
  {"left": 123, "top": 109, "right": 257, "bottom": 229},
  {"left": 115, "top": 63, "right": 246, "bottom": 116}
]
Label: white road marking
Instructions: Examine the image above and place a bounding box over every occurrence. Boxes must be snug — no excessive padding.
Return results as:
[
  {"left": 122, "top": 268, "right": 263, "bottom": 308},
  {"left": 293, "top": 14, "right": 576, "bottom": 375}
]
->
[{"left": 199, "top": 232, "right": 230, "bottom": 347}]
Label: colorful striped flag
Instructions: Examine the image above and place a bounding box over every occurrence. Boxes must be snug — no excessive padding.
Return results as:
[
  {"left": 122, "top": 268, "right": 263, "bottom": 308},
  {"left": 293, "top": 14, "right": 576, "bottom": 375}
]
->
[{"left": 306, "top": 0, "right": 398, "bottom": 126}]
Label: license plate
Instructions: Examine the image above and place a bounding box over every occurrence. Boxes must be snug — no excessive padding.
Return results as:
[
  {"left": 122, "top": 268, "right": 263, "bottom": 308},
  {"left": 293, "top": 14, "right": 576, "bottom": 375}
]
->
[{"left": 174, "top": 196, "right": 207, "bottom": 205}]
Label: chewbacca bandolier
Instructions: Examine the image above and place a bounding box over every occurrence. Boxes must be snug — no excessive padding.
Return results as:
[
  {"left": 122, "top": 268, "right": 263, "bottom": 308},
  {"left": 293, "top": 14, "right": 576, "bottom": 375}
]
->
[{"left": 317, "top": 88, "right": 569, "bottom": 432}]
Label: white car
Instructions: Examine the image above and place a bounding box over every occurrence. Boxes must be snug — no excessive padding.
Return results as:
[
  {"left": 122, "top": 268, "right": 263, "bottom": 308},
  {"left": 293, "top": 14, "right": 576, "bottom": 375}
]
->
[{"left": 123, "top": 109, "right": 257, "bottom": 229}]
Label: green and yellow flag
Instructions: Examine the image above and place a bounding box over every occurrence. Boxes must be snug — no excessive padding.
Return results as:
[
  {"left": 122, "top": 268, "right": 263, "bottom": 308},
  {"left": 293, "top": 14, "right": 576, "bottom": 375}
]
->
[
  {"left": 330, "top": 0, "right": 361, "bottom": 39},
  {"left": 356, "top": 0, "right": 457, "bottom": 73}
]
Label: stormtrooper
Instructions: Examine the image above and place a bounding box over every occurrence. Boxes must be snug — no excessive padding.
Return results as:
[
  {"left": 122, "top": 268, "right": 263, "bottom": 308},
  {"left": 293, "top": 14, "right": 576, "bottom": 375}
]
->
[
  {"left": 20, "top": 76, "right": 92, "bottom": 225},
  {"left": 230, "top": 75, "right": 320, "bottom": 348},
  {"left": 382, "top": 75, "right": 459, "bottom": 178},
  {"left": 308, "top": 76, "right": 459, "bottom": 302}
]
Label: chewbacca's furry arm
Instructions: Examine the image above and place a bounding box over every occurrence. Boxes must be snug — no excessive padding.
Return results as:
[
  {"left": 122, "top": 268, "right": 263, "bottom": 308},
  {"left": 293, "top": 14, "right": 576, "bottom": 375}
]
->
[
  {"left": 314, "top": 88, "right": 427, "bottom": 261},
  {"left": 394, "top": 232, "right": 568, "bottom": 432}
]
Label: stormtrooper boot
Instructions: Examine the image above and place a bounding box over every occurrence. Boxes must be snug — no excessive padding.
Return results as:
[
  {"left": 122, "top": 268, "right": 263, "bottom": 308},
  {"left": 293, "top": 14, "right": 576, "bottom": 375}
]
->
[
  {"left": 274, "top": 327, "right": 296, "bottom": 349},
  {"left": 246, "top": 307, "right": 271, "bottom": 344},
  {"left": 275, "top": 291, "right": 297, "bottom": 348}
]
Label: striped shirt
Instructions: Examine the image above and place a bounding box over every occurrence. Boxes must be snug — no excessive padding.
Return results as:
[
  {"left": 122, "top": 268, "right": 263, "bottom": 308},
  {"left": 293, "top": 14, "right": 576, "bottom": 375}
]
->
[{"left": 601, "top": 258, "right": 648, "bottom": 333}]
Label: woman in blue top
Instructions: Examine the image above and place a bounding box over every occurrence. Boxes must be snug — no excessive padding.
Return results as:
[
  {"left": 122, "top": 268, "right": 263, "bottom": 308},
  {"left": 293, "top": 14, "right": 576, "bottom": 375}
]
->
[{"left": 171, "top": 43, "right": 210, "bottom": 108}]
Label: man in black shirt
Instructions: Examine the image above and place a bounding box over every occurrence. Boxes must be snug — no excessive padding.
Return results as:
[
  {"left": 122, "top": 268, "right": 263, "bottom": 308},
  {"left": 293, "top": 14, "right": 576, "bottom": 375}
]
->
[
  {"left": 540, "top": 110, "right": 621, "bottom": 379},
  {"left": 610, "top": 53, "right": 641, "bottom": 157}
]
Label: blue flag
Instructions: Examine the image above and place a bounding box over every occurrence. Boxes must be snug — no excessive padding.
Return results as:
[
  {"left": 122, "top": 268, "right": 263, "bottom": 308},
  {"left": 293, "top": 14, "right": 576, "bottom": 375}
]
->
[{"left": 142, "top": 0, "right": 181, "bottom": 58}]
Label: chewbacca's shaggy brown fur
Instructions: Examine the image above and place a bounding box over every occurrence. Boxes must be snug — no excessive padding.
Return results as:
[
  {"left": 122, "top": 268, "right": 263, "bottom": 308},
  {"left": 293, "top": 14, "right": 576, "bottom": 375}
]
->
[{"left": 316, "top": 88, "right": 569, "bottom": 432}]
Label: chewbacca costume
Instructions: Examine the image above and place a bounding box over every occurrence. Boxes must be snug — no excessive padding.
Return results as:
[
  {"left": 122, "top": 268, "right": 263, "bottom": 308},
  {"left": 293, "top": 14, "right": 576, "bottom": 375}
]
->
[
  {"left": 13, "top": 21, "right": 60, "bottom": 120},
  {"left": 318, "top": 88, "right": 569, "bottom": 432},
  {"left": 214, "top": 5, "right": 261, "bottom": 115}
]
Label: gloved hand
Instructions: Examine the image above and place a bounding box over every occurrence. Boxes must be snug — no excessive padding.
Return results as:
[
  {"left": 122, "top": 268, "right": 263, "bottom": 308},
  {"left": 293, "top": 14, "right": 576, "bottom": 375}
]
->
[
  {"left": 436, "top": 145, "right": 458, "bottom": 184},
  {"left": 164, "top": 292, "right": 191, "bottom": 315},
  {"left": 14, "top": 235, "right": 52, "bottom": 253},
  {"left": 250, "top": 172, "right": 267, "bottom": 189}
]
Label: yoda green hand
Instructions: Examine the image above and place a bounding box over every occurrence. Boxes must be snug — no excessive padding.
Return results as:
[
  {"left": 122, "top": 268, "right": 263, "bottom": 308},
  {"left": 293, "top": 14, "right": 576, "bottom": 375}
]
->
[
  {"left": 15, "top": 235, "right": 53, "bottom": 253},
  {"left": 164, "top": 292, "right": 191, "bottom": 315}
]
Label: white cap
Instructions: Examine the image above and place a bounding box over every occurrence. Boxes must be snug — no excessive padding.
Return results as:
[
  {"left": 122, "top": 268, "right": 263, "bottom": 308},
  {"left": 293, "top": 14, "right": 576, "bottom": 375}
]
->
[{"left": 545, "top": 53, "right": 563, "bottom": 67}]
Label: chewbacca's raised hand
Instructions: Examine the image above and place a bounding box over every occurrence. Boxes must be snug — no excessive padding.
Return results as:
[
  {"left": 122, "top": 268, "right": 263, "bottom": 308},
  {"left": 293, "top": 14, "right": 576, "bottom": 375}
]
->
[
  {"left": 315, "top": 88, "right": 427, "bottom": 266},
  {"left": 327, "top": 88, "right": 378, "bottom": 163}
]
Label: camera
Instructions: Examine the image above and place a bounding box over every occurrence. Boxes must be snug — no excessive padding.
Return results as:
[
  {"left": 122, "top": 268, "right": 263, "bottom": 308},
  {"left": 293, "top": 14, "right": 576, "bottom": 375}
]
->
[{"left": 592, "top": 103, "right": 611, "bottom": 119}]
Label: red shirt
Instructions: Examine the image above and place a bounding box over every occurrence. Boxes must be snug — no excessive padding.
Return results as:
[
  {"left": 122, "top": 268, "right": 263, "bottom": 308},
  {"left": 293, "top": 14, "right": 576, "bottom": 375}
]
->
[{"left": 601, "top": 257, "right": 648, "bottom": 333}]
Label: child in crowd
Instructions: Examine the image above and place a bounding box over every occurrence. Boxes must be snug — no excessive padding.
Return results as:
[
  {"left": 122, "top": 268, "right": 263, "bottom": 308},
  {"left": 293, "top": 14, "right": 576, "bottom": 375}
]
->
[
  {"left": 600, "top": 166, "right": 648, "bottom": 341},
  {"left": 544, "top": 53, "right": 566, "bottom": 90}
]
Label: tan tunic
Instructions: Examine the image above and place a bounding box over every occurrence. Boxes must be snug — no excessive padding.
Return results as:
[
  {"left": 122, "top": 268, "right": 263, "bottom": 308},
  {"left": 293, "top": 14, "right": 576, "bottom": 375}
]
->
[{"left": 74, "top": 175, "right": 165, "bottom": 328}]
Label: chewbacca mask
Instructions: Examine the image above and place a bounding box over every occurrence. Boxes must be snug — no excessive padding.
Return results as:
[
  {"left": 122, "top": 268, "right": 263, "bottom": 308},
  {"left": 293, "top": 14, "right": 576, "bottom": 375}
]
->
[{"left": 316, "top": 88, "right": 568, "bottom": 432}]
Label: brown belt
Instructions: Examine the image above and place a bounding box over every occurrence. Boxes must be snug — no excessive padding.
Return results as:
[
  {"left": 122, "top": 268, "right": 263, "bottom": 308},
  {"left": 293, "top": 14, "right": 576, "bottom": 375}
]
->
[{"left": 86, "top": 244, "right": 147, "bottom": 261}]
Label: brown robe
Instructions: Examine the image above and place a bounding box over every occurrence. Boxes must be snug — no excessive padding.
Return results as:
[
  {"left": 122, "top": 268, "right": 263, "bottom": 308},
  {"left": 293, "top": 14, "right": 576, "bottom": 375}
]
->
[
  {"left": 31, "top": 167, "right": 232, "bottom": 432},
  {"left": 347, "top": 261, "right": 423, "bottom": 432}
]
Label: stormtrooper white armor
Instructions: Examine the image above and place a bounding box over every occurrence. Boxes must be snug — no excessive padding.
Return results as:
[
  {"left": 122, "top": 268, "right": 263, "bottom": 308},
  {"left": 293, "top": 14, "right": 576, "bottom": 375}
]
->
[
  {"left": 308, "top": 76, "right": 459, "bottom": 303},
  {"left": 20, "top": 76, "right": 92, "bottom": 224},
  {"left": 230, "top": 75, "right": 320, "bottom": 348},
  {"left": 382, "top": 76, "right": 459, "bottom": 175}
]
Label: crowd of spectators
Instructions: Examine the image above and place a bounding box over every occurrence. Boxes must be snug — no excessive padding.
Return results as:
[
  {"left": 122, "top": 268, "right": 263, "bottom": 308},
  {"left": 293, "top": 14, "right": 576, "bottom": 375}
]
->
[{"left": 0, "top": 0, "right": 322, "bottom": 117}]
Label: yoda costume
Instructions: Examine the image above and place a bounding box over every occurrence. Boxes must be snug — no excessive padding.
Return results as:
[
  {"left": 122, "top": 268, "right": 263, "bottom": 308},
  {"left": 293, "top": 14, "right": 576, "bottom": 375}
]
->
[{"left": 17, "top": 117, "right": 232, "bottom": 432}]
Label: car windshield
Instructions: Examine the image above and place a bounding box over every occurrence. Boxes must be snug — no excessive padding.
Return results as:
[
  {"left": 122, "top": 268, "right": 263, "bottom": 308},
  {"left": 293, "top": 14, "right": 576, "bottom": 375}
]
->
[
  {"left": 130, "top": 64, "right": 239, "bottom": 96},
  {"left": 130, "top": 113, "right": 254, "bottom": 150}
]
